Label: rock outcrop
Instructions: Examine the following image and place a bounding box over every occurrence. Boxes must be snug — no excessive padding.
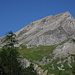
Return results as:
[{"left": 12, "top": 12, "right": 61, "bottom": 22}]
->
[
  {"left": 53, "top": 40, "right": 75, "bottom": 58},
  {"left": 20, "top": 58, "right": 48, "bottom": 75}
]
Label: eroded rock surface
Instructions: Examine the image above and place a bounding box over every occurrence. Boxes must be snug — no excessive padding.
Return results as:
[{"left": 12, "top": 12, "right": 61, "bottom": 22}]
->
[{"left": 14, "top": 12, "right": 75, "bottom": 46}]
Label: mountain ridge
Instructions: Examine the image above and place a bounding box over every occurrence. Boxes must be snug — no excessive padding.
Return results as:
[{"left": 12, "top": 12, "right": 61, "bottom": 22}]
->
[
  {"left": 14, "top": 12, "right": 75, "bottom": 46},
  {"left": 0, "top": 12, "right": 75, "bottom": 75},
  {"left": 0, "top": 12, "right": 75, "bottom": 47}
]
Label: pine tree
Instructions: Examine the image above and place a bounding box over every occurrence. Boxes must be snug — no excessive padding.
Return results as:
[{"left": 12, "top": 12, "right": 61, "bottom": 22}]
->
[
  {"left": 0, "top": 31, "right": 38, "bottom": 75},
  {"left": 0, "top": 31, "right": 23, "bottom": 75}
]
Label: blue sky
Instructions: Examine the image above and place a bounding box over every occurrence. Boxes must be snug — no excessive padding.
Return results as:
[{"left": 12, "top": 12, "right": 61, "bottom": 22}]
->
[{"left": 0, "top": 0, "right": 75, "bottom": 37}]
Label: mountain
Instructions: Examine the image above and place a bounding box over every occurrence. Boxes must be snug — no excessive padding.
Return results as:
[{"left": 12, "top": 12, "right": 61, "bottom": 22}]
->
[
  {"left": 0, "top": 12, "right": 75, "bottom": 47},
  {"left": 16, "top": 12, "right": 75, "bottom": 75},
  {"left": 15, "top": 12, "right": 75, "bottom": 47},
  {"left": 0, "top": 12, "right": 75, "bottom": 75}
]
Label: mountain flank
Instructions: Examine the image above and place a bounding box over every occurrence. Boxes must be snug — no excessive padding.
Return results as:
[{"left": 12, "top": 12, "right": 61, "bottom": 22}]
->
[
  {"left": 0, "top": 12, "right": 75, "bottom": 47},
  {"left": 15, "top": 12, "right": 75, "bottom": 47},
  {"left": 0, "top": 12, "right": 75, "bottom": 75}
]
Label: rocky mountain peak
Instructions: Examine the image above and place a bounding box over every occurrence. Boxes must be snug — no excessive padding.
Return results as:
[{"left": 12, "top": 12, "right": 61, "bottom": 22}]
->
[
  {"left": 14, "top": 12, "right": 75, "bottom": 46},
  {"left": 0, "top": 12, "right": 75, "bottom": 46}
]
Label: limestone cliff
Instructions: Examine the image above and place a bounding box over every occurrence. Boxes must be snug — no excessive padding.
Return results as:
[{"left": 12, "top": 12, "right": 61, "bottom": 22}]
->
[{"left": 15, "top": 12, "right": 75, "bottom": 46}]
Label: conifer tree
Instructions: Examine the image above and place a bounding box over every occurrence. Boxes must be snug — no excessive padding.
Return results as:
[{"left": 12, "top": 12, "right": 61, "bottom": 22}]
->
[
  {"left": 0, "top": 31, "right": 38, "bottom": 75},
  {"left": 0, "top": 31, "right": 23, "bottom": 75}
]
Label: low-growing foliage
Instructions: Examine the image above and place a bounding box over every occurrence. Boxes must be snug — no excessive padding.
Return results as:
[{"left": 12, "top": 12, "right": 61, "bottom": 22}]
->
[{"left": 19, "top": 45, "right": 57, "bottom": 61}]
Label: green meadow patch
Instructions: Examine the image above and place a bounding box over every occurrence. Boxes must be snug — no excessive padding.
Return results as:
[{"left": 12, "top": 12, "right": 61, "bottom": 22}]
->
[{"left": 19, "top": 45, "right": 57, "bottom": 61}]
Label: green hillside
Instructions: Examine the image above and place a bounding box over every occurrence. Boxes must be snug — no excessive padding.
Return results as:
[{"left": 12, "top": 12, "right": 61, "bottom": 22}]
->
[
  {"left": 19, "top": 45, "right": 57, "bottom": 61},
  {"left": 19, "top": 44, "right": 74, "bottom": 75}
]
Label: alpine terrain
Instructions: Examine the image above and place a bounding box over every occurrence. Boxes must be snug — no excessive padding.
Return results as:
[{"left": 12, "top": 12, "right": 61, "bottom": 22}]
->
[{"left": 0, "top": 12, "right": 75, "bottom": 75}]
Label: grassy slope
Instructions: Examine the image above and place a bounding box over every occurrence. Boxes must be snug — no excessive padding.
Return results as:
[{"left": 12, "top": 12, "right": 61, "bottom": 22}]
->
[
  {"left": 19, "top": 39, "right": 73, "bottom": 75},
  {"left": 19, "top": 45, "right": 57, "bottom": 61}
]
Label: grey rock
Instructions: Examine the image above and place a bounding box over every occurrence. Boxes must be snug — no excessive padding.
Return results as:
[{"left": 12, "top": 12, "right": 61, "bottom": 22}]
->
[
  {"left": 53, "top": 41, "right": 75, "bottom": 58},
  {"left": 20, "top": 58, "right": 30, "bottom": 68},
  {"left": 0, "top": 12, "right": 75, "bottom": 46},
  {"left": 14, "top": 12, "right": 75, "bottom": 46}
]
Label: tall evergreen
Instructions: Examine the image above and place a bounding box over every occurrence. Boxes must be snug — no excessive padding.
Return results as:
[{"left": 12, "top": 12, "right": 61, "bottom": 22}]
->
[
  {"left": 0, "top": 31, "right": 38, "bottom": 75},
  {"left": 0, "top": 31, "right": 23, "bottom": 75}
]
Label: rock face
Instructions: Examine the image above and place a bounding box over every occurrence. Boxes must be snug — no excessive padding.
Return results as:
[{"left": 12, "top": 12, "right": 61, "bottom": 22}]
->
[
  {"left": 20, "top": 58, "right": 48, "bottom": 75},
  {"left": 53, "top": 41, "right": 75, "bottom": 58},
  {"left": 0, "top": 12, "right": 75, "bottom": 46},
  {"left": 14, "top": 12, "right": 75, "bottom": 46}
]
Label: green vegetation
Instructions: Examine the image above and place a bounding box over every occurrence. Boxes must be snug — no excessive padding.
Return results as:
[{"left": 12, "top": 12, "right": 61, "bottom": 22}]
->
[
  {"left": 34, "top": 57, "right": 73, "bottom": 75},
  {"left": 0, "top": 31, "right": 38, "bottom": 75},
  {"left": 19, "top": 38, "right": 75, "bottom": 75},
  {"left": 0, "top": 31, "right": 75, "bottom": 75},
  {"left": 0, "top": 31, "right": 23, "bottom": 75},
  {"left": 19, "top": 45, "right": 57, "bottom": 61}
]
